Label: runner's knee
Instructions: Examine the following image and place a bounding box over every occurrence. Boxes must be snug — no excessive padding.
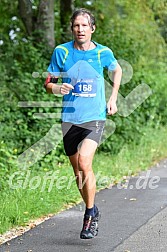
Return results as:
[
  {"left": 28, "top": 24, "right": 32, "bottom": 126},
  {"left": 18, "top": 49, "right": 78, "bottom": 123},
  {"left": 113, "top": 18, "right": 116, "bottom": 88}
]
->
[{"left": 78, "top": 156, "right": 92, "bottom": 172}]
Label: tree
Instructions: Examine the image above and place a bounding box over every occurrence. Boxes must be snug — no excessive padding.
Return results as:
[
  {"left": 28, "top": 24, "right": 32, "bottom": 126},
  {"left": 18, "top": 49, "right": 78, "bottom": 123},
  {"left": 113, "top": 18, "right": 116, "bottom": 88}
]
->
[
  {"left": 18, "top": 0, "right": 55, "bottom": 48},
  {"left": 60, "top": 0, "right": 74, "bottom": 42}
]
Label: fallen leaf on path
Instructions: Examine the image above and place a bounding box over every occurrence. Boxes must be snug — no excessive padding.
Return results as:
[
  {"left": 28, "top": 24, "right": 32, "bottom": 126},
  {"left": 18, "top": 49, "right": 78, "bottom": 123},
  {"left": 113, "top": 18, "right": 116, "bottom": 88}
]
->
[{"left": 129, "top": 198, "right": 137, "bottom": 201}]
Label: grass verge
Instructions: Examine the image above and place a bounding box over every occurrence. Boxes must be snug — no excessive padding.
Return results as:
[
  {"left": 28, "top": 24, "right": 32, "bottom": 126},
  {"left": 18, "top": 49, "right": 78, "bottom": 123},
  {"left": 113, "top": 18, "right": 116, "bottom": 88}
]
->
[{"left": 0, "top": 125, "right": 167, "bottom": 235}]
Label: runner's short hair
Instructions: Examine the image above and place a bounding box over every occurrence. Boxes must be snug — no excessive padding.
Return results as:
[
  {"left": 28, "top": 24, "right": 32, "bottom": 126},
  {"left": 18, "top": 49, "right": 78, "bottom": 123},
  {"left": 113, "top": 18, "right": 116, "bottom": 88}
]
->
[{"left": 70, "top": 8, "right": 96, "bottom": 31}]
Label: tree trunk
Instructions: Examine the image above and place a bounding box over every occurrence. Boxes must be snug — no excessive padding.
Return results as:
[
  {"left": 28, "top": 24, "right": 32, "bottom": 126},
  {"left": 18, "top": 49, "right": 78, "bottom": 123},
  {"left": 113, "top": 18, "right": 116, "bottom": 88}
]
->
[
  {"left": 18, "top": 0, "right": 33, "bottom": 36},
  {"left": 60, "top": 0, "right": 74, "bottom": 42},
  {"left": 36, "top": 0, "right": 55, "bottom": 48},
  {"left": 18, "top": 0, "right": 55, "bottom": 48}
]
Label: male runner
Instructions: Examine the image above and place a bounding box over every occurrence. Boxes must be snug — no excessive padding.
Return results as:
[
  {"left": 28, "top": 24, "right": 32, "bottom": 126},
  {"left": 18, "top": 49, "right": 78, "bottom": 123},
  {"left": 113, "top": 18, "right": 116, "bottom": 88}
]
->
[{"left": 45, "top": 8, "right": 122, "bottom": 239}]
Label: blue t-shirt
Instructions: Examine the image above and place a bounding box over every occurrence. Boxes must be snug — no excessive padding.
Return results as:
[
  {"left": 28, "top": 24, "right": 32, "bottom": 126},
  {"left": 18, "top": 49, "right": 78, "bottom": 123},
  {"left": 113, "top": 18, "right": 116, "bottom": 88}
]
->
[{"left": 47, "top": 41, "right": 117, "bottom": 124}]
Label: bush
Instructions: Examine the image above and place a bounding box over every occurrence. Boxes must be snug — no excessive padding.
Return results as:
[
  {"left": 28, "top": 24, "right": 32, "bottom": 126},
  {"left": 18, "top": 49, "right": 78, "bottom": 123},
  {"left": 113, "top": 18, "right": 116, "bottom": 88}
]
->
[{"left": 0, "top": 0, "right": 167, "bottom": 159}]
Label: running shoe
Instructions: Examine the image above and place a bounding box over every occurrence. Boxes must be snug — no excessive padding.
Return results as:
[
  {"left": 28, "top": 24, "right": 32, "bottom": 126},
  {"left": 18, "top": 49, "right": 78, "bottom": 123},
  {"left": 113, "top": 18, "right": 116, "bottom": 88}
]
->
[{"left": 80, "top": 209, "right": 101, "bottom": 239}]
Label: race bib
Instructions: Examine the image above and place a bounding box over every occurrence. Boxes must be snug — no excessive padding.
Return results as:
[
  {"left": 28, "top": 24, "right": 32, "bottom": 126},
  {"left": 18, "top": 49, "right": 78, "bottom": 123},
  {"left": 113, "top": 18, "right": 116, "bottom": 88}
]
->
[{"left": 72, "top": 79, "right": 97, "bottom": 97}]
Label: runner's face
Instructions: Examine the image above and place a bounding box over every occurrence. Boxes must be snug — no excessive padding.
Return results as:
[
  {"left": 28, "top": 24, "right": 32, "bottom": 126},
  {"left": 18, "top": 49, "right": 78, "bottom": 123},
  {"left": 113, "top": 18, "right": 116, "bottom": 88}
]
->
[{"left": 72, "top": 15, "right": 94, "bottom": 45}]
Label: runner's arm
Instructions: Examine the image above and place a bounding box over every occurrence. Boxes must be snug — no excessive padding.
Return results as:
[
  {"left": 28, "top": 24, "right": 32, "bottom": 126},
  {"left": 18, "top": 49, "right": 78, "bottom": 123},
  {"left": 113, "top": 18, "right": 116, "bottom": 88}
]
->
[
  {"left": 107, "top": 63, "right": 122, "bottom": 115},
  {"left": 44, "top": 74, "right": 74, "bottom": 95}
]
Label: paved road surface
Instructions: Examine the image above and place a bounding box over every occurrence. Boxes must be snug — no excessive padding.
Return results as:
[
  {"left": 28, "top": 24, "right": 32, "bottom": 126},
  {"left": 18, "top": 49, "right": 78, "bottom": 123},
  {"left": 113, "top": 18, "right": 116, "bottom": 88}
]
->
[{"left": 1, "top": 159, "right": 167, "bottom": 252}]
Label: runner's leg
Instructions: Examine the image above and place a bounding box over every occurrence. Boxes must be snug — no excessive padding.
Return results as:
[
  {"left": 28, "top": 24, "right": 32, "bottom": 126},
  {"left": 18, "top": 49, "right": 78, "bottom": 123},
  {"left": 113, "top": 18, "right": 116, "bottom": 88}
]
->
[
  {"left": 69, "top": 139, "right": 97, "bottom": 208},
  {"left": 69, "top": 152, "right": 85, "bottom": 202}
]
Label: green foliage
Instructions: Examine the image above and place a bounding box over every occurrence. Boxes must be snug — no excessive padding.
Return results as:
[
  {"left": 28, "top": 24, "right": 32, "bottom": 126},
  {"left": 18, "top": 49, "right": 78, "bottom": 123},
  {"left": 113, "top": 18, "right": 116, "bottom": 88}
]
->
[
  {"left": 0, "top": 0, "right": 166, "bottom": 156},
  {"left": 0, "top": 0, "right": 166, "bottom": 160},
  {"left": 147, "top": 0, "right": 167, "bottom": 42},
  {"left": 91, "top": 0, "right": 167, "bottom": 153}
]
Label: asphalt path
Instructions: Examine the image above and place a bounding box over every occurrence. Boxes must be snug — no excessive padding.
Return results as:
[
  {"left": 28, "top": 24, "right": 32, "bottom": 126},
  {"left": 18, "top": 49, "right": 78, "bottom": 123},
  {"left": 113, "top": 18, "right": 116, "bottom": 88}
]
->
[{"left": 1, "top": 158, "right": 167, "bottom": 252}]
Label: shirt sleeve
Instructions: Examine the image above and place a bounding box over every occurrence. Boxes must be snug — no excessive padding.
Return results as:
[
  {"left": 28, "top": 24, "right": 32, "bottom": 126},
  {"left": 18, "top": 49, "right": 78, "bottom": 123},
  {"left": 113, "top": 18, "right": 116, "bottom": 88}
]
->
[
  {"left": 100, "top": 48, "right": 117, "bottom": 71},
  {"left": 47, "top": 47, "right": 65, "bottom": 76}
]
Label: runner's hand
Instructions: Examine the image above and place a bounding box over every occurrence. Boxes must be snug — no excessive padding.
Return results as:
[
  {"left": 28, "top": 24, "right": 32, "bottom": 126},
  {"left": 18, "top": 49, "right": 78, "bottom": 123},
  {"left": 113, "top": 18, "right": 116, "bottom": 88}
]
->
[
  {"left": 107, "top": 100, "right": 118, "bottom": 115},
  {"left": 60, "top": 83, "right": 74, "bottom": 95}
]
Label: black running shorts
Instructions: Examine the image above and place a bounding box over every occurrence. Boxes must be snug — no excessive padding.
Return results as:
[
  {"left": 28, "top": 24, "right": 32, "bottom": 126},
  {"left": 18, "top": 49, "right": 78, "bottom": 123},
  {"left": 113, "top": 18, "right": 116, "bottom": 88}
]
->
[{"left": 61, "top": 120, "right": 105, "bottom": 156}]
